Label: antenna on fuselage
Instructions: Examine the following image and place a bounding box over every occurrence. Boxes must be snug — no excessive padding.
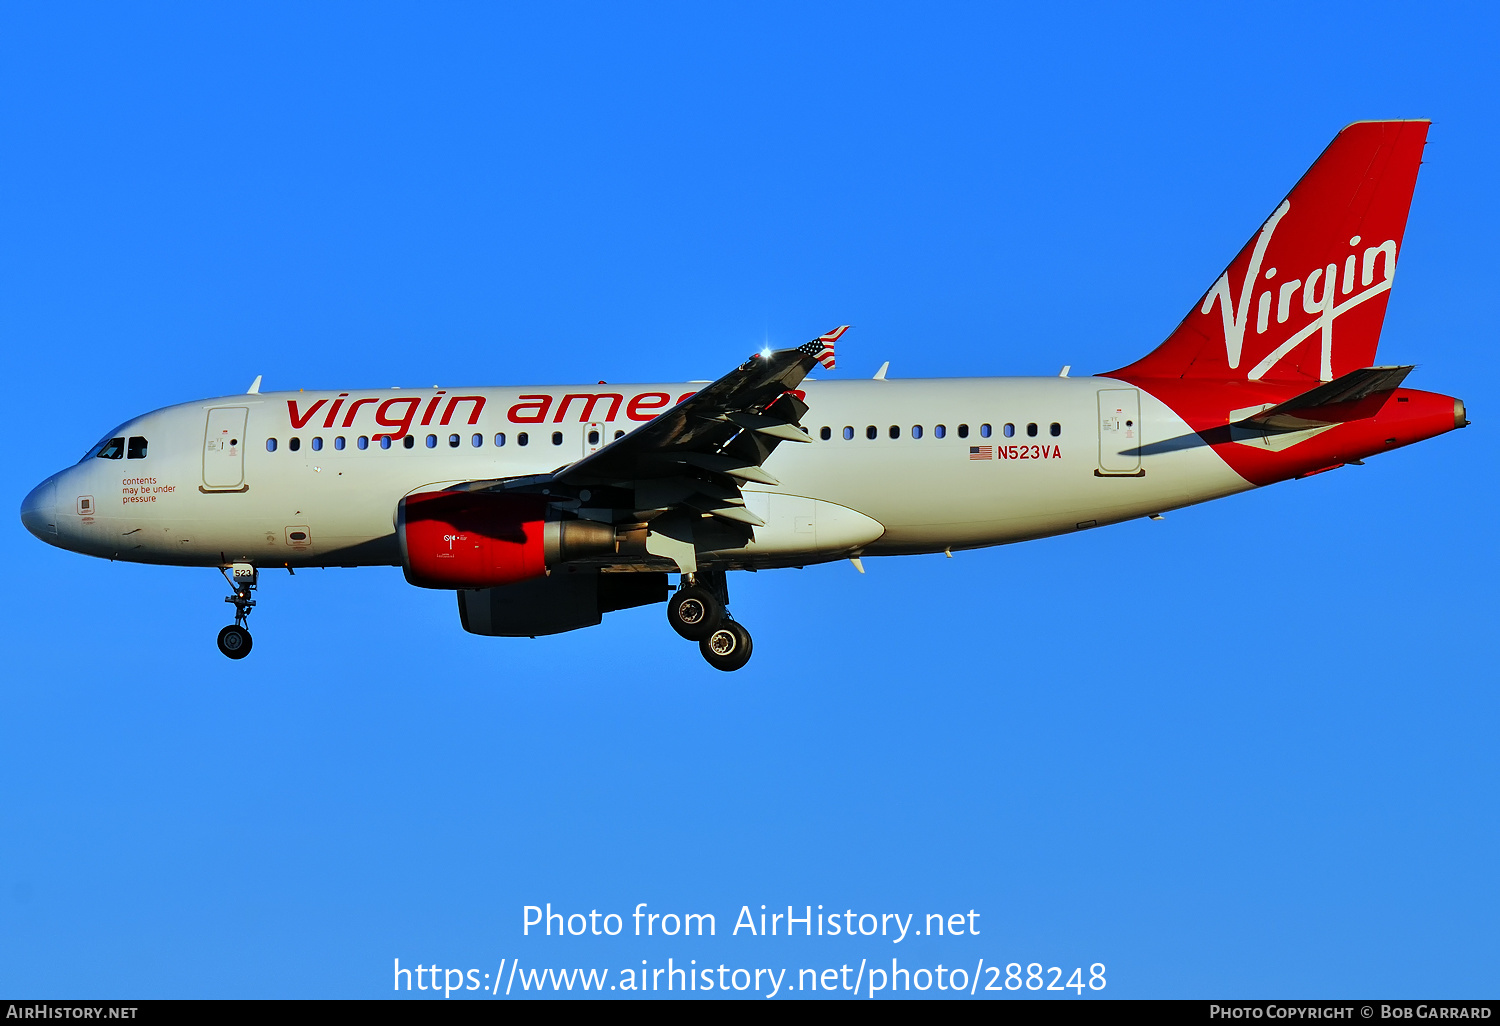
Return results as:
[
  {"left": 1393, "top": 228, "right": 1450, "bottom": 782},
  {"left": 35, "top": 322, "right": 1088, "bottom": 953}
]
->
[{"left": 246, "top": 375, "right": 262, "bottom": 394}]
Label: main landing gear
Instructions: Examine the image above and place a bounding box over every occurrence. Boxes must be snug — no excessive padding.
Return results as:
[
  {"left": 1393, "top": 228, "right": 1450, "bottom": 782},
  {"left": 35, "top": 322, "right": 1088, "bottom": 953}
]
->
[
  {"left": 667, "top": 571, "right": 753, "bottom": 671},
  {"left": 217, "top": 563, "right": 257, "bottom": 660}
]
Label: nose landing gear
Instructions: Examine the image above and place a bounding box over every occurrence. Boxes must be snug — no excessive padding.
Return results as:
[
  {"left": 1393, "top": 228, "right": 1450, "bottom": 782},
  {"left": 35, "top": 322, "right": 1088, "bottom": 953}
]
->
[
  {"left": 670, "top": 571, "right": 753, "bottom": 671},
  {"left": 217, "top": 563, "right": 257, "bottom": 660}
]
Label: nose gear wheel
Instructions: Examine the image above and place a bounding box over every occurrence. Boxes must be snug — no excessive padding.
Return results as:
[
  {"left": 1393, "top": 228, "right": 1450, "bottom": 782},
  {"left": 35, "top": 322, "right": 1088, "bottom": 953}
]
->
[{"left": 217, "top": 624, "right": 252, "bottom": 659}]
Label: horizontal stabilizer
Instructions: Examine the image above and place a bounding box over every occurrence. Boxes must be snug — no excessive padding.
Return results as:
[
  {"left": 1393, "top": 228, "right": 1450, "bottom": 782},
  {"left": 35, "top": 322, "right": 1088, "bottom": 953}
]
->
[{"left": 1238, "top": 365, "right": 1413, "bottom": 431}]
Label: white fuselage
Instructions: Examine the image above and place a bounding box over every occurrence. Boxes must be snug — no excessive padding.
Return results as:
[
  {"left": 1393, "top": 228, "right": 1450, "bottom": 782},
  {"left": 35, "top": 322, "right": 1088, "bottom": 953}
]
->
[{"left": 24, "top": 376, "right": 1251, "bottom": 571}]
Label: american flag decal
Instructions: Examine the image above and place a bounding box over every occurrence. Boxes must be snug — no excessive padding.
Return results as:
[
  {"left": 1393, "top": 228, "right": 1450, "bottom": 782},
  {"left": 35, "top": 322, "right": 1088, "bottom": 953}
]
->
[
  {"left": 969, "top": 446, "right": 993, "bottom": 460},
  {"left": 797, "top": 324, "right": 848, "bottom": 370}
]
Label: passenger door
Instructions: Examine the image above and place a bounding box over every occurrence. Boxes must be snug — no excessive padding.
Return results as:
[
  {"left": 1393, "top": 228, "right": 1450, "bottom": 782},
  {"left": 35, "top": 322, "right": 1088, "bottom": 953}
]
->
[{"left": 203, "top": 407, "right": 249, "bottom": 491}]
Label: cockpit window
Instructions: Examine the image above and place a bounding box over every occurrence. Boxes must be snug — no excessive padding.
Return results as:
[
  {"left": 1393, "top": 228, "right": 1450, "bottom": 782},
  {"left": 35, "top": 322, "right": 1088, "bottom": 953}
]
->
[
  {"left": 127, "top": 436, "right": 148, "bottom": 459},
  {"left": 94, "top": 437, "right": 126, "bottom": 460}
]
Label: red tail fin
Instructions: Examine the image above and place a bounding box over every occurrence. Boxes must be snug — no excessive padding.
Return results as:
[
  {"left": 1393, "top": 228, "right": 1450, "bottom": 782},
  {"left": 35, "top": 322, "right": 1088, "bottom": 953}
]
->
[{"left": 1110, "top": 121, "right": 1429, "bottom": 384}]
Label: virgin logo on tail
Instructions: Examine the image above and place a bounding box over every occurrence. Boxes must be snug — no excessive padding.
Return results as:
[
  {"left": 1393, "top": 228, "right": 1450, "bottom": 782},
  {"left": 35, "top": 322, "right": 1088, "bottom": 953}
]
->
[
  {"left": 1108, "top": 121, "right": 1428, "bottom": 386},
  {"left": 1201, "top": 199, "right": 1398, "bottom": 381}
]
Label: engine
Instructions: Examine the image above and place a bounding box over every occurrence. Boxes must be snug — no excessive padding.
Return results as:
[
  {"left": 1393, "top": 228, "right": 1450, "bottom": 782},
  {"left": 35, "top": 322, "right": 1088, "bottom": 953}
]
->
[{"left": 397, "top": 490, "right": 617, "bottom": 589}]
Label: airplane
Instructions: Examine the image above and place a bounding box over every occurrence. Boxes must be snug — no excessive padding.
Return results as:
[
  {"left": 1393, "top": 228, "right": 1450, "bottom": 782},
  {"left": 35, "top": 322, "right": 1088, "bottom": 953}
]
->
[{"left": 20, "top": 120, "right": 1465, "bottom": 671}]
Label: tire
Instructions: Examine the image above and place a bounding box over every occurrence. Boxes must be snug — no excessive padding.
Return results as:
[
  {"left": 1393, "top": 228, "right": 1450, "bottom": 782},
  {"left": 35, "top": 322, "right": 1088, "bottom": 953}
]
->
[
  {"left": 699, "top": 619, "right": 753, "bottom": 672},
  {"left": 667, "top": 585, "right": 723, "bottom": 641},
  {"left": 217, "top": 625, "right": 253, "bottom": 660}
]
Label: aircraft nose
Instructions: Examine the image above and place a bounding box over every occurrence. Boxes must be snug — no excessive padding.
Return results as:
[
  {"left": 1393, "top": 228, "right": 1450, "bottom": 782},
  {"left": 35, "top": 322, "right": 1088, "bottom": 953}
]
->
[{"left": 20, "top": 477, "right": 59, "bottom": 540}]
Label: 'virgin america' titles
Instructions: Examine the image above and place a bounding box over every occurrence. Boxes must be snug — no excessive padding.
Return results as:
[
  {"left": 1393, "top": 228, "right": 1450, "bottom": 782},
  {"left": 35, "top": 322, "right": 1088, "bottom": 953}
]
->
[
  {"left": 284, "top": 390, "right": 710, "bottom": 439},
  {"left": 287, "top": 393, "right": 488, "bottom": 438}
]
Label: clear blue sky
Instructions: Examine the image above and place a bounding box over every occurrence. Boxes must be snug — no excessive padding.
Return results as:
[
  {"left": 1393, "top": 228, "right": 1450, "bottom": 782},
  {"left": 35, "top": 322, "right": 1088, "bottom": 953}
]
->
[{"left": 2, "top": 1, "right": 1495, "bottom": 999}]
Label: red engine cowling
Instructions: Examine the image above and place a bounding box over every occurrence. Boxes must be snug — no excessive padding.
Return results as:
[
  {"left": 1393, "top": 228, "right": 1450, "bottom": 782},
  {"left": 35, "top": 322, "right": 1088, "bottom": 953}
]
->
[{"left": 397, "top": 490, "right": 616, "bottom": 590}]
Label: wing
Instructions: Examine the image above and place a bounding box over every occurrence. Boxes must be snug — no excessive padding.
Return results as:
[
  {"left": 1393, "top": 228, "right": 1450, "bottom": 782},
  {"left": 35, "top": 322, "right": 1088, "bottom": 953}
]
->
[
  {"left": 558, "top": 329, "right": 847, "bottom": 486},
  {"left": 455, "top": 327, "right": 847, "bottom": 569}
]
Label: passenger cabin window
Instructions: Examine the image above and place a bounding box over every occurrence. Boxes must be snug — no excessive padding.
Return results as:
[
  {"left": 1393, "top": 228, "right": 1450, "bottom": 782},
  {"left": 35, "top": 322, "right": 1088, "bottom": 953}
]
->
[
  {"left": 358, "top": 436, "right": 369, "bottom": 449},
  {"left": 912, "top": 425, "right": 923, "bottom": 438},
  {"left": 614, "top": 430, "right": 625, "bottom": 440},
  {"left": 472, "top": 434, "right": 482, "bottom": 447},
  {"left": 95, "top": 437, "right": 126, "bottom": 460},
  {"left": 843, "top": 426, "right": 854, "bottom": 440},
  {"left": 289, "top": 437, "right": 301, "bottom": 452},
  {"left": 551, "top": 431, "right": 563, "bottom": 446},
  {"left": 820, "top": 426, "right": 831, "bottom": 440},
  {"left": 1027, "top": 422, "right": 1038, "bottom": 437},
  {"left": 1050, "top": 422, "right": 1061, "bottom": 436},
  {"left": 494, "top": 433, "right": 506, "bottom": 446},
  {"left": 979, "top": 424, "right": 991, "bottom": 438},
  {"left": 127, "top": 436, "right": 148, "bottom": 459},
  {"left": 957, "top": 424, "right": 969, "bottom": 438},
  {"left": 426, "top": 434, "right": 437, "bottom": 448},
  {"left": 380, "top": 435, "right": 392, "bottom": 449},
  {"left": 518, "top": 432, "right": 529, "bottom": 446},
  {"left": 450, "top": 434, "right": 461, "bottom": 448},
  {"left": 588, "top": 429, "right": 600, "bottom": 445},
  {"left": 866, "top": 425, "right": 877, "bottom": 440},
  {"left": 311, "top": 437, "right": 323, "bottom": 451},
  {"left": 402, "top": 435, "right": 414, "bottom": 449},
  {"left": 266, "top": 438, "right": 278, "bottom": 452},
  {"left": 334, "top": 436, "right": 346, "bottom": 450},
  {"left": 934, "top": 425, "right": 946, "bottom": 438},
  {"left": 1004, "top": 423, "right": 1015, "bottom": 437}
]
